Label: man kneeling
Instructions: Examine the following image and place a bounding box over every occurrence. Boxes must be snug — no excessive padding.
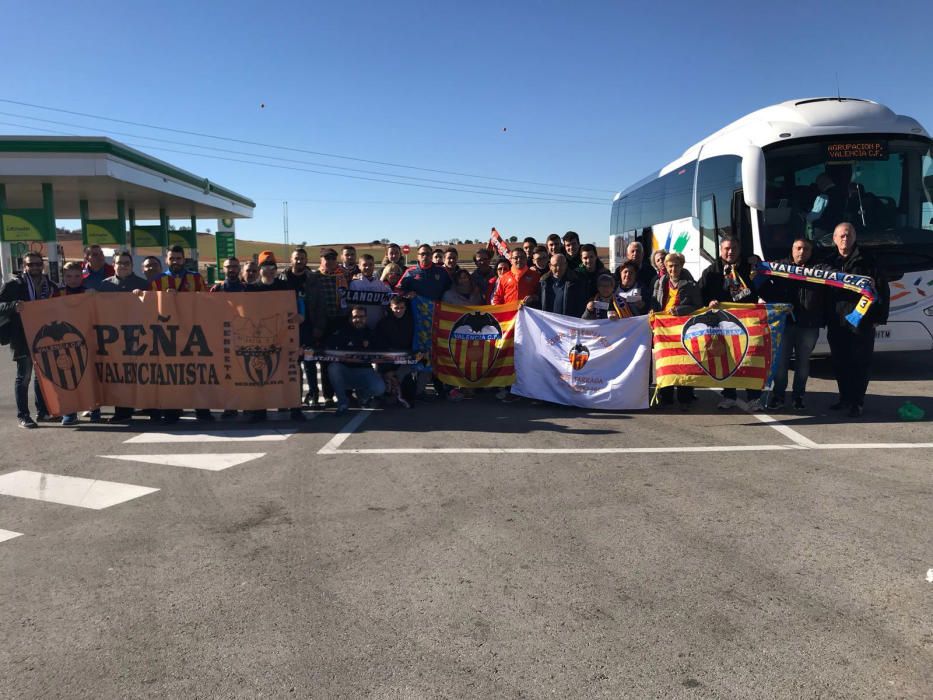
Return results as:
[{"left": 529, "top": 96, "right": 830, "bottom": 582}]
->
[{"left": 325, "top": 306, "right": 386, "bottom": 415}]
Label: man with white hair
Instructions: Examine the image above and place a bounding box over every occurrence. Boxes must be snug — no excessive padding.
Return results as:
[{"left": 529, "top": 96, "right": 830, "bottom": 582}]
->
[
  {"left": 625, "top": 240, "right": 657, "bottom": 304},
  {"left": 822, "top": 222, "right": 889, "bottom": 417}
]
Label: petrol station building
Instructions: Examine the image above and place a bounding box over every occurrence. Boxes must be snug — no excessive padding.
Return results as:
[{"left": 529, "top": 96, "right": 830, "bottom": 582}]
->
[{"left": 0, "top": 137, "right": 254, "bottom": 282}]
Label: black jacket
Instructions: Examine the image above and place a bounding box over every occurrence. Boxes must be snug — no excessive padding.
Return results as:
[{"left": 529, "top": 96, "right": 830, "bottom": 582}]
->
[
  {"left": 0, "top": 274, "right": 53, "bottom": 358},
  {"left": 819, "top": 245, "right": 889, "bottom": 329},
  {"left": 698, "top": 257, "right": 758, "bottom": 304},
  {"left": 377, "top": 311, "right": 414, "bottom": 351},
  {"left": 756, "top": 258, "right": 826, "bottom": 328},
  {"left": 325, "top": 324, "right": 385, "bottom": 366},
  {"left": 540, "top": 271, "right": 588, "bottom": 318},
  {"left": 277, "top": 269, "right": 313, "bottom": 344}
]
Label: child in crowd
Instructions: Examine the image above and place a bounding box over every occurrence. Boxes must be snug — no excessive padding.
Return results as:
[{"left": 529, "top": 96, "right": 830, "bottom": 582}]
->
[
  {"left": 582, "top": 273, "right": 627, "bottom": 320},
  {"left": 55, "top": 262, "right": 101, "bottom": 425}
]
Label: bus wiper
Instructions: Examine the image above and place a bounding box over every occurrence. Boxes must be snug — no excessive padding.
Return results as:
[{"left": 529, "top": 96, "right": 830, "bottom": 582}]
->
[{"left": 855, "top": 184, "right": 867, "bottom": 227}]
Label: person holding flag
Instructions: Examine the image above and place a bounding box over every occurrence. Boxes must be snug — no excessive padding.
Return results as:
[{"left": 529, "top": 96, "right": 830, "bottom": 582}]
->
[
  {"left": 698, "top": 235, "right": 763, "bottom": 410},
  {"left": 652, "top": 252, "right": 702, "bottom": 410},
  {"left": 149, "top": 245, "right": 210, "bottom": 422},
  {"left": 0, "top": 252, "right": 54, "bottom": 428},
  {"left": 491, "top": 248, "right": 540, "bottom": 307},
  {"left": 149, "top": 245, "right": 206, "bottom": 292},
  {"left": 614, "top": 260, "right": 648, "bottom": 316}
]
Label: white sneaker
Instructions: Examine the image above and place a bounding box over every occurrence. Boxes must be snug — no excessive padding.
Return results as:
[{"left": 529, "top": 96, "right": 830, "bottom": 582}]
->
[
  {"left": 717, "top": 398, "right": 738, "bottom": 410},
  {"left": 745, "top": 398, "right": 764, "bottom": 412}
]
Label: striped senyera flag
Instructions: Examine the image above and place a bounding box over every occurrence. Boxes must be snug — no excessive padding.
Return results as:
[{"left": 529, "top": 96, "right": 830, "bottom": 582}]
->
[
  {"left": 651, "top": 303, "right": 790, "bottom": 390},
  {"left": 432, "top": 301, "right": 520, "bottom": 387}
]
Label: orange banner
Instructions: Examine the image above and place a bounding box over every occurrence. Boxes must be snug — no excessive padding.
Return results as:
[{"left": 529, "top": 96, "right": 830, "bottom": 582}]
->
[{"left": 20, "top": 291, "right": 301, "bottom": 414}]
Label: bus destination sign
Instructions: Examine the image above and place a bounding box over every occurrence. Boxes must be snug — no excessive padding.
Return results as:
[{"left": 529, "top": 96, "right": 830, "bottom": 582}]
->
[{"left": 825, "top": 141, "right": 888, "bottom": 161}]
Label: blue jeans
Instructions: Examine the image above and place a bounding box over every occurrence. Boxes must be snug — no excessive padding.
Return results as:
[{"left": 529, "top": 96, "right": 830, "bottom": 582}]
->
[
  {"left": 327, "top": 364, "right": 386, "bottom": 409},
  {"left": 14, "top": 356, "right": 47, "bottom": 420},
  {"left": 772, "top": 324, "right": 820, "bottom": 401}
]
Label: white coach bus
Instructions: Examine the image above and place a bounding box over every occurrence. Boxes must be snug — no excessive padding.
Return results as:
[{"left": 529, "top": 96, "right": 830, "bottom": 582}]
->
[{"left": 609, "top": 97, "right": 933, "bottom": 352}]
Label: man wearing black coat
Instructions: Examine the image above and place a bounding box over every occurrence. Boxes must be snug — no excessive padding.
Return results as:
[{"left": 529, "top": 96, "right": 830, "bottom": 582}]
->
[
  {"left": 821, "top": 222, "right": 889, "bottom": 417},
  {"left": 0, "top": 252, "right": 53, "bottom": 427},
  {"left": 758, "top": 238, "right": 826, "bottom": 411},
  {"left": 278, "top": 248, "right": 317, "bottom": 407},
  {"left": 622, "top": 241, "right": 657, "bottom": 307},
  {"left": 540, "top": 254, "right": 588, "bottom": 317},
  {"left": 698, "top": 235, "right": 763, "bottom": 410}
]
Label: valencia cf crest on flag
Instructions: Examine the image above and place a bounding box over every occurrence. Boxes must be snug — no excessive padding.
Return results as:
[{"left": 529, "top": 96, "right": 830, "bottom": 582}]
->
[
  {"left": 681, "top": 309, "right": 749, "bottom": 380},
  {"left": 430, "top": 300, "right": 519, "bottom": 388},
  {"left": 32, "top": 320, "right": 88, "bottom": 391},
  {"left": 447, "top": 311, "right": 503, "bottom": 383}
]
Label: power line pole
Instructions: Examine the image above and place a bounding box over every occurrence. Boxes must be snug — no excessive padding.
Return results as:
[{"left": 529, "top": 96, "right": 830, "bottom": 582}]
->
[{"left": 282, "top": 200, "right": 289, "bottom": 247}]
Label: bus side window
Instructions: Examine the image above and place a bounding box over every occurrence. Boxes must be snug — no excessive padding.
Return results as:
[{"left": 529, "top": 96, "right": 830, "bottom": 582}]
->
[{"left": 699, "top": 195, "right": 718, "bottom": 261}]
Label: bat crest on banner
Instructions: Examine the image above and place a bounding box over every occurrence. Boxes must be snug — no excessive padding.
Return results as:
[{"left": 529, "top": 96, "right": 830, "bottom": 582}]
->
[
  {"left": 232, "top": 316, "right": 282, "bottom": 386},
  {"left": 682, "top": 309, "right": 750, "bottom": 381},
  {"left": 32, "top": 320, "right": 89, "bottom": 391},
  {"left": 448, "top": 310, "right": 503, "bottom": 383}
]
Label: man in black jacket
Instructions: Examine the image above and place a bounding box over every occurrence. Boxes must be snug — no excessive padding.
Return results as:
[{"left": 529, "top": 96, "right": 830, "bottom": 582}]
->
[
  {"left": 759, "top": 238, "right": 825, "bottom": 411},
  {"left": 821, "top": 223, "right": 889, "bottom": 417},
  {"left": 698, "top": 235, "right": 763, "bottom": 410},
  {"left": 325, "top": 306, "right": 386, "bottom": 415},
  {"left": 623, "top": 241, "right": 657, "bottom": 307},
  {"left": 577, "top": 244, "right": 606, "bottom": 300},
  {"left": 0, "top": 252, "right": 53, "bottom": 427},
  {"left": 278, "top": 248, "right": 317, "bottom": 407},
  {"left": 540, "top": 254, "right": 588, "bottom": 317}
]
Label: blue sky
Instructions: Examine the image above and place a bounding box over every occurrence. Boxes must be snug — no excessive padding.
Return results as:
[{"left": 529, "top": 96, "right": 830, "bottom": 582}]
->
[{"left": 1, "top": 0, "right": 930, "bottom": 247}]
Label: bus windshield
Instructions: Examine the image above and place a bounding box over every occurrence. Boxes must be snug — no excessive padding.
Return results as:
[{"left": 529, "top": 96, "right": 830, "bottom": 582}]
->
[{"left": 760, "top": 136, "right": 933, "bottom": 271}]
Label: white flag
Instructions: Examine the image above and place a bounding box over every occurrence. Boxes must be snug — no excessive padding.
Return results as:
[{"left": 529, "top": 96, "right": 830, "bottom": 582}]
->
[{"left": 512, "top": 307, "right": 651, "bottom": 410}]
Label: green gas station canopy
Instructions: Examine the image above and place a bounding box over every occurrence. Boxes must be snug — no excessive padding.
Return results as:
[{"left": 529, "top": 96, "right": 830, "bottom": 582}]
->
[{"left": 0, "top": 136, "right": 254, "bottom": 220}]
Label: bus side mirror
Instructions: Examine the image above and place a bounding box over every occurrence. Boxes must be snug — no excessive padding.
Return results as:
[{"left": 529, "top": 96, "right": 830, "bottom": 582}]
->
[{"left": 741, "top": 145, "right": 766, "bottom": 211}]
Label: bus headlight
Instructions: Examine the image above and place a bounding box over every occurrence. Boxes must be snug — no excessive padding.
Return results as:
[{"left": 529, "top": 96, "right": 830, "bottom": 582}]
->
[{"left": 924, "top": 304, "right": 933, "bottom": 317}]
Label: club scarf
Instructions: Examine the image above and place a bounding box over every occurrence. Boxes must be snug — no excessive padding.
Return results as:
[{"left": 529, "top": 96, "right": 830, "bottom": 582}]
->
[
  {"left": 752, "top": 261, "right": 876, "bottom": 328},
  {"left": 488, "top": 227, "right": 510, "bottom": 257},
  {"left": 24, "top": 273, "right": 53, "bottom": 301},
  {"left": 723, "top": 264, "right": 753, "bottom": 302}
]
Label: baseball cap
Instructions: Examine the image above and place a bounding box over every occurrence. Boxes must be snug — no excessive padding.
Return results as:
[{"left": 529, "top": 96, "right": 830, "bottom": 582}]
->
[{"left": 257, "top": 251, "right": 277, "bottom": 267}]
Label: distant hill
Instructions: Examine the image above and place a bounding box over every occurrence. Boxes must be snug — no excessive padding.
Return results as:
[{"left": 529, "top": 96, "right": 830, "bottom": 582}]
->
[
  {"left": 50, "top": 232, "right": 609, "bottom": 268},
  {"left": 55, "top": 232, "right": 393, "bottom": 265}
]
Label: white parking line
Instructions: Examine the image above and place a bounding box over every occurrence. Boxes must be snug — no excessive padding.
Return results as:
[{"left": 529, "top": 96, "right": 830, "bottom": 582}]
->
[
  {"left": 747, "top": 410, "right": 820, "bottom": 448},
  {"left": 125, "top": 429, "right": 295, "bottom": 444},
  {"left": 329, "top": 445, "right": 799, "bottom": 454},
  {"left": 316, "top": 411, "right": 933, "bottom": 455},
  {"left": 317, "top": 411, "right": 374, "bottom": 454},
  {"left": 101, "top": 453, "right": 267, "bottom": 471},
  {"left": 0, "top": 529, "right": 23, "bottom": 543},
  {"left": 816, "top": 443, "right": 933, "bottom": 450},
  {"left": 0, "top": 471, "right": 159, "bottom": 510}
]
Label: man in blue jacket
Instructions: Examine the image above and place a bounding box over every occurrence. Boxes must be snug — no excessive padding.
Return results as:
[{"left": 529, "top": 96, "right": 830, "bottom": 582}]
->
[{"left": 399, "top": 244, "right": 451, "bottom": 301}]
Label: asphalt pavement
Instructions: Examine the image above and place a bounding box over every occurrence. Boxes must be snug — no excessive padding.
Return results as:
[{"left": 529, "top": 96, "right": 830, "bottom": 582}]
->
[{"left": 0, "top": 352, "right": 931, "bottom": 698}]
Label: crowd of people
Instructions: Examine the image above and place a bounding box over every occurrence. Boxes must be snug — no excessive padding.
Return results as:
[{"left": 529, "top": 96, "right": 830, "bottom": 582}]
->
[{"left": 0, "top": 221, "right": 889, "bottom": 428}]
